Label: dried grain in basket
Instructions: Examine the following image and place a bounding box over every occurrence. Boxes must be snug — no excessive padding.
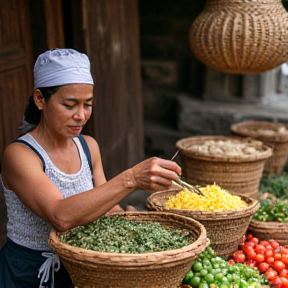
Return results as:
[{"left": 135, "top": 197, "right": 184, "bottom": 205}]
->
[
  {"left": 231, "top": 121, "right": 288, "bottom": 176},
  {"left": 176, "top": 136, "right": 273, "bottom": 199},
  {"left": 49, "top": 211, "right": 209, "bottom": 288},
  {"left": 147, "top": 189, "right": 260, "bottom": 258}
]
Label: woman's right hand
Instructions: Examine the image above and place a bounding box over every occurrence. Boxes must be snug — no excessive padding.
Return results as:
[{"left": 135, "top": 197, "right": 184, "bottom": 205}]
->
[{"left": 129, "top": 157, "right": 182, "bottom": 191}]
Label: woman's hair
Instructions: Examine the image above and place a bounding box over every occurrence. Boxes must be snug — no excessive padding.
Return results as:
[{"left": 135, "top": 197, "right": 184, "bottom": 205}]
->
[{"left": 18, "top": 86, "right": 60, "bottom": 135}]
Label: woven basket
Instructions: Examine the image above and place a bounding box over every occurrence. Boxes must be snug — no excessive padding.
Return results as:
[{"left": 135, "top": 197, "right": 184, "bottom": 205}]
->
[
  {"left": 147, "top": 189, "right": 259, "bottom": 258},
  {"left": 176, "top": 136, "right": 272, "bottom": 199},
  {"left": 189, "top": 0, "right": 288, "bottom": 74},
  {"left": 247, "top": 219, "right": 288, "bottom": 246},
  {"left": 49, "top": 211, "right": 209, "bottom": 288},
  {"left": 231, "top": 121, "right": 288, "bottom": 177},
  {"left": 247, "top": 193, "right": 288, "bottom": 245}
]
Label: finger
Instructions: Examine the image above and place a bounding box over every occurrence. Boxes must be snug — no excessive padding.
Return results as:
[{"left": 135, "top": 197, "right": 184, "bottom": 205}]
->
[
  {"left": 146, "top": 175, "right": 174, "bottom": 191},
  {"left": 158, "top": 159, "right": 182, "bottom": 175}
]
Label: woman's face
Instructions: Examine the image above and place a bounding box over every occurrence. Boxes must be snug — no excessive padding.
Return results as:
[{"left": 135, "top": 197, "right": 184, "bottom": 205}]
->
[{"left": 42, "top": 83, "right": 94, "bottom": 138}]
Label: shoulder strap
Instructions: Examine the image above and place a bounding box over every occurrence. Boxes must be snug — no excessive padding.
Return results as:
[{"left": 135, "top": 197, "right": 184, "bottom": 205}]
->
[
  {"left": 77, "top": 134, "right": 93, "bottom": 175},
  {"left": 14, "top": 139, "right": 46, "bottom": 171}
]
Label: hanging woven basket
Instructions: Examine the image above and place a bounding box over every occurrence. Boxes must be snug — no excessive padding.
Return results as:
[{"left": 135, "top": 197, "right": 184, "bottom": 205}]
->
[{"left": 189, "top": 0, "right": 288, "bottom": 74}]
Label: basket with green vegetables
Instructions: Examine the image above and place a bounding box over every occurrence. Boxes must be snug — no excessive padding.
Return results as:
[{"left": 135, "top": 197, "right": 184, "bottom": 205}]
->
[
  {"left": 253, "top": 195, "right": 288, "bottom": 223},
  {"left": 248, "top": 193, "right": 288, "bottom": 245}
]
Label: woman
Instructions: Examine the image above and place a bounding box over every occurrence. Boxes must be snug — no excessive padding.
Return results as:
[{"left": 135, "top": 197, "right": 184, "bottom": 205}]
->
[{"left": 0, "top": 48, "right": 181, "bottom": 288}]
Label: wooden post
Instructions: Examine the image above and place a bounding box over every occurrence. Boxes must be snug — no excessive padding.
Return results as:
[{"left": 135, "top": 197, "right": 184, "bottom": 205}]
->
[{"left": 80, "top": 0, "right": 144, "bottom": 179}]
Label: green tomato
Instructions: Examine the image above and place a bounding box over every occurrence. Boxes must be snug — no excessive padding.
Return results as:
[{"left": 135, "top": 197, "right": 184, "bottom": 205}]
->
[
  {"left": 204, "top": 273, "right": 214, "bottom": 284},
  {"left": 231, "top": 273, "right": 241, "bottom": 283},
  {"left": 193, "top": 261, "right": 203, "bottom": 272},
  {"left": 214, "top": 272, "right": 224, "bottom": 281},
  {"left": 219, "top": 283, "right": 230, "bottom": 288},
  {"left": 189, "top": 275, "right": 201, "bottom": 287},
  {"left": 182, "top": 270, "right": 194, "bottom": 284},
  {"left": 200, "top": 269, "right": 209, "bottom": 276},
  {"left": 220, "top": 276, "right": 228, "bottom": 283},
  {"left": 198, "top": 281, "right": 209, "bottom": 288},
  {"left": 239, "top": 279, "right": 248, "bottom": 288},
  {"left": 226, "top": 274, "right": 233, "bottom": 283}
]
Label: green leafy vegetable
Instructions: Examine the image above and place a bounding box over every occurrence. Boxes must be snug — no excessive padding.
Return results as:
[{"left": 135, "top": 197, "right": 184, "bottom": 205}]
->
[{"left": 60, "top": 215, "right": 190, "bottom": 253}]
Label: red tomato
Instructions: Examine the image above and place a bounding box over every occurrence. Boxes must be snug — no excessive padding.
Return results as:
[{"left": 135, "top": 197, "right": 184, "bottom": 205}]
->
[
  {"left": 251, "top": 237, "right": 259, "bottom": 244},
  {"left": 258, "top": 262, "right": 270, "bottom": 273},
  {"left": 266, "top": 244, "right": 273, "bottom": 250},
  {"left": 275, "top": 253, "right": 283, "bottom": 261},
  {"left": 267, "top": 257, "right": 275, "bottom": 265},
  {"left": 245, "top": 241, "right": 256, "bottom": 247},
  {"left": 270, "top": 276, "right": 282, "bottom": 287},
  {"left": 242, "top": 244, "right": 254, "bottom": 255},
  {"left": 266, "top": 268, "right": 278, "bottom": 281},
  {"left": 274, "top": 261, "right": 286, "bottom": 272},
  {"left": 282, "top": 254, "right": 288, "bottom": 265},
  {"left": 260, "top": 240, "right": 269, "bottom": 247},
  {"left": 279, "top": 277, "right": 288, "bottom": 288},
  {"left": 246, "top": 249, "right": 257, "bottom": 260},
  {"left": 255, "top": 253, "right": 265, "bottom": 264},
  {"left": 281, "top": 246, "right": 288, "bottom": 255},
  {"left": 279, "top": 269, "right": 288, "bottom": 278},
  {"left": 234, "top": 253, "right": 245, "bottom": 263},
  {"left": 233, "top": 250, "right": 243, "bottom": 256},
  {"left": 228, "top": 259, "right": 235, "bottom": 265},
  {"left": 245, "top": 259, "right": 257, "bottom": 267},
  {"left": 246, "top": 234, "right": 254, "bottom": 241},
  {"left": 265, "top": 249, "right": 274, "bottom": 259},
  {"left": 255, "top": 244, "right": 266, "bottom": 255},
  {"left": 270, "top": 240, "right": 280, "bottom": 250}
]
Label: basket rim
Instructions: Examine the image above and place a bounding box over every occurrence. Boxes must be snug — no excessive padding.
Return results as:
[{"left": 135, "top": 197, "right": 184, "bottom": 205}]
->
[
  {"left": 176, "top": 135, "right": 273, "bottom": 162},
  {"left": 49, "top": 211, "right": 208, "bottom": 266},
  {"left": 231, "top": 121, "right": 288, "bottom": 142},
  {"left": 249, "top": 218, "right": 288, "bottom": 229},
  {"left": 146, "top": 189, "right": 260, "bottom": 220}
]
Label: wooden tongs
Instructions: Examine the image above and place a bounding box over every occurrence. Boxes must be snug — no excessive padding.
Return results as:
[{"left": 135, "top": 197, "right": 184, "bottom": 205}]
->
[{"left": 170, "top": 149, "right": 204, "bottom": 197}]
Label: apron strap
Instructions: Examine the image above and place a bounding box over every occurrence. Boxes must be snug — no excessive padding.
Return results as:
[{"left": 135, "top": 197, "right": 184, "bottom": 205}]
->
[{"left": 38, "top": 252, "right": 60, "bottom": 288}]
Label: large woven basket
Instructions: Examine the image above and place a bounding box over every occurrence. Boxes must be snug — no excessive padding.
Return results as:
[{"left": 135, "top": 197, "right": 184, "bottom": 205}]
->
[
  {"left": 247, "top": 219, "right": 288, "bottom": 246},
  {"left": 231, "top": 121, "right": 288, "bottom": 177},
  {"left": 176, "top": 136, "right": 273, "bottom": 199},
  {"left": 147, "top": 189, "right": 259, "bottom": 258},
  {"left": 49, "top": 211, "right": 208, "bottom": 288},
  {"left": 189, "top": 0, "right": 288, "bottom": 74}
]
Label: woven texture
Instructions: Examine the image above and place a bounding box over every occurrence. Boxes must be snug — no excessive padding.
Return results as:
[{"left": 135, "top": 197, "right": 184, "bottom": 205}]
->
[
  {"left": 247, "top": 193, "right": 288, "bottom": 245},
  {"left": 248, "top": 219, "right": 288, "bottom": 246},
  {"left": 231, "top": 121, "right": 288, "bottom": 176},
  {"left": 176, "top": 136, "right": 272, "bottom": 199},
  {"left": 49, "top": 212, "right": 208, "bottom": 288},
  {"left": 189, "top": 0, "right": 288, "bottom": 74},
  {"left": 147, "top": 189, "right": 259, "bottom": 257}
]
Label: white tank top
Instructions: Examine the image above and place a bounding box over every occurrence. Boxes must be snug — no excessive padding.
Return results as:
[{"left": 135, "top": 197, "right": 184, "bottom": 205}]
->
[{"left": 1, "top": 133, "right": 94, "bottom": 250}]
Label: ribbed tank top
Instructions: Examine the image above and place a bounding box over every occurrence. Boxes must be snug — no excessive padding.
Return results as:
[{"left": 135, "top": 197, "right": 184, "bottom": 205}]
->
[{"left": 1, "top": 133, "right": 94, "bottom": 251}]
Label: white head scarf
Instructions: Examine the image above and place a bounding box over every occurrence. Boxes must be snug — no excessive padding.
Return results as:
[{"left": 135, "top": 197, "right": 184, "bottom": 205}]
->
[{"left": 33, "top": 48, "right": 94, "bottom": 89}]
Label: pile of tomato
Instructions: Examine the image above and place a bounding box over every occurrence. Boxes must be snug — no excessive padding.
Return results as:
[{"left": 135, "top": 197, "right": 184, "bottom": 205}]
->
[{"left": 229, "top": 234, "right": 288, "bottom": 287}]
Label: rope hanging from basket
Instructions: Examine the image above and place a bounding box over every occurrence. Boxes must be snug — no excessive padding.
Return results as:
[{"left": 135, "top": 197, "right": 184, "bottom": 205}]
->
[{"left": 189, "top": 0, "right": 288, "bottom": 74}]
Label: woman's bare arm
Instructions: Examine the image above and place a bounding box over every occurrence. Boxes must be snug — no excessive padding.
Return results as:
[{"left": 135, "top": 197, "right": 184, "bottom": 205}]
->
[{"left": 1, "top": 141, "right": 181, "bottom": 232}]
